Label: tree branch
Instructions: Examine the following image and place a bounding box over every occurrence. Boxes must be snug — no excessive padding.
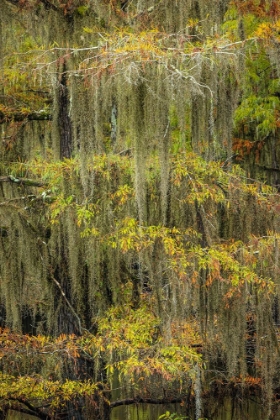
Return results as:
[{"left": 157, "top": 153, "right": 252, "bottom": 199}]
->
[
  {"left": 0, "top": 175, "right": 46, "bottom": 187},
  {"left": 110, "top": 396, "right": 186, "bottom": 409},
  {"left": 0, "top": 110, "right": 52, "bottom": 123},
  {"left": 256, "top": 164, "right": 280, "bottom": 172},
  {"left": 50, "top": 274, "right": 83, "bottom": 335},
  {"left": 7, "top": 398, "right": 50, "bottom": 420}
]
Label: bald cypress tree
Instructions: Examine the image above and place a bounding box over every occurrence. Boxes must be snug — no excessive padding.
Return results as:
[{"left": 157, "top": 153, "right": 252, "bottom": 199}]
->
[{"left": 0, "top": 1, "right": 280, "bottom": 419}]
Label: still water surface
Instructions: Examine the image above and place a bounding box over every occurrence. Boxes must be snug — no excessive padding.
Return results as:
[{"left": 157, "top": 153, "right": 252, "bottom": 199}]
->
[
  {"left": 110, "top": 398, "right": 275, "bottom": 420},
  {"left": 7, "top": 397, "right": 280, "bottom": 420}
]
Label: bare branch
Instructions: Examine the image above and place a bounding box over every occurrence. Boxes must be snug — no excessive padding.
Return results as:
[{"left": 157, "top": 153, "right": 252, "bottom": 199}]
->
[
  {"left": 110, "top": 396, "right": 186, "bottom": 408},
  {"left": 0, "top": 175, "right": 45, "bottom": 187},
  {"left": 0, "top": 110, "right": 52, "bottom": 124},
  {"left": 50, "top": 274, "right": 83, "bottom": 335},
  {"left": 7, "top": 398, "right": 50, "bottom": 420}
]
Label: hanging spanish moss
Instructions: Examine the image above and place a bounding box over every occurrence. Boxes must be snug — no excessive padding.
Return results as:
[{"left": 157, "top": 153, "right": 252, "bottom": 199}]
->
[{"left": 1, "top": 1, "right": 280, "bottom": 418}]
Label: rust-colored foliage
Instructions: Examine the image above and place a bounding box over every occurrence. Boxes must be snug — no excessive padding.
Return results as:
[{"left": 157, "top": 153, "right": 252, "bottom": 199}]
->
[
  {"left": 233, "top": 0, "right": 280, "bottom": 18},
  {"left": 233, "top": 138, "right": 265, "bottom": 162}
]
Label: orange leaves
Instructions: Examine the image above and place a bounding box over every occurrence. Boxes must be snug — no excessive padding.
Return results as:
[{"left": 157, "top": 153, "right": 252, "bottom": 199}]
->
[
  {"left": 230, "top": 374, "right": 262, "bottom": 387},
  {"left": 225, "top": 0, "right": 280, "bottom": 47},
  {"left": 233, "top": 0, "right": 280, "bottom": 19},
  {"left": 233, "top": 137, "right": 269, "bottom": 165},
  {"left": 233, "top": 138, "right": 255, "bottom": 159},
  {"left": 0, "top": 329, "right": 105, "bottom": 412},
  {"left": 0, "top": 329, "right": 82, "bottom": 364},
  {"left": 168, "top": 319, "right": 201, "bottom": 349}
]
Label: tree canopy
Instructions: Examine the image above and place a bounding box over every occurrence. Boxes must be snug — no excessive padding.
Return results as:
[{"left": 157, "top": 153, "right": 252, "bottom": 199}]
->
[{"left": 0, "top": 1, "right": 280, "bottom": 419}]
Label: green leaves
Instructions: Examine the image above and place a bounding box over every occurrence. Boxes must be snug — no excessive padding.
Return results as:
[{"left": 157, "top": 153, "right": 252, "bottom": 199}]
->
[
  {"left": 234, "top": 94, "right": 280, "bottom": 139},
  {"left": 158, "top": 411, "right": 189, "bottom": 420}
]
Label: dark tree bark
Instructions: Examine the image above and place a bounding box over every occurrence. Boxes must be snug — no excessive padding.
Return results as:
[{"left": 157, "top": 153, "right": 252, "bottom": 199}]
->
[
  {"left": 110, "top": 396, "right": 186, "bottom": 409},
  {"left": 58, "top": 67, "right": 73, "bottom": 159},
  {"left": 0, "top": 111, "right": 52, "bottom": 123},
  {"left": 5, "top": 399, "right": 50, "bottom": 420}
]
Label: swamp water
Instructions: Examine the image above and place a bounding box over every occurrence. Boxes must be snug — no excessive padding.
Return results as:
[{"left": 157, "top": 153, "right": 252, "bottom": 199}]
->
[
  {"left": 111, "top": 398, "right": 278, "bottom": 420},
  {"left": 7, "top": 397, "right": 280, "bottom": 420}
]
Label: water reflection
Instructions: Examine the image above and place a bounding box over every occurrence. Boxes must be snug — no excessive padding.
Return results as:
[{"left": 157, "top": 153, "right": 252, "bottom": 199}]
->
[
  {"left": 6, "top": 397, "right": 280, "bottom": 420},
  {"left": 7, "top": 411, "right": 38, "bottom": 420},
  {"left": 111, "top": 404, "right": 179, "bottom": 420},
  {"left": 110, "top": 397, "right": 280, "bottom": 420}
]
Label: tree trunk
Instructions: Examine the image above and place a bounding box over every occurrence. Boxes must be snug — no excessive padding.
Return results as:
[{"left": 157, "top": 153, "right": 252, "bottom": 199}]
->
[{"left": 58, "top": 64, "right": 72, "bottom": 159}]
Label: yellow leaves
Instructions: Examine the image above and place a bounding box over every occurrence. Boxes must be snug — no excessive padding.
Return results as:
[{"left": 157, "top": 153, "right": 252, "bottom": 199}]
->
[
  {"left": 0, "top": 371, "right": 99, "bottom": 412},
  {"left": 76, "top": 5, "right": 90, "bottom": 16},
  {"left": 223, "top": 0, "right": 280, "bottom": 44},
  {"left": 112, "top": 217, "right": 141, "bottom": 252},
  {"left": 76, "top": 205, "right": 100, "bottom": 237},
  {"left": 110, "top": 29, "right": 164, "bottom": 59},
  {"left": 93, "top": 301, "right": 202, "bottom": 384},
  {"left": 190, "top": 237, "right": 276, "bottom": 297},
  {"left": 0, "top": 330, "right": 106, "bottom": 411},
  {"left": 187, "top": 18, "right": 200, "bottom": 29},
  {"left": 172, "top": 153, "right": 228, "bottom": 205},
  {"left": 98, "top": 309, "right": 201, "bottom": 382},
  {"left": 98, "top": 302, "right": 158, "bottom": 350},
  {"left": 254, "top": 18, "right": 280, "bottom": 41},
  {"left": 111, "top": 184, "right": 134, "bottom": 206},
  {"left": 254, "top": 22, "right": 273, "bottom": 38},
  {"left": 83, "top": 26, "right": 94, "bottom": 34},
  {"left": 49, "top": 193, "right": 74, "bottom": 223}
]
